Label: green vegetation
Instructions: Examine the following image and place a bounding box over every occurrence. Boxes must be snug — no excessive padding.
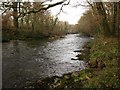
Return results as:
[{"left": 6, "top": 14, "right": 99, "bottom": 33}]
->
[{"left": 78, "top": 36, "right": 119, "bottom": 88}]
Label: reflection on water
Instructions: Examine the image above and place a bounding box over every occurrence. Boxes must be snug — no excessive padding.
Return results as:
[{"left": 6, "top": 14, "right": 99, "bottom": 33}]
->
[{"left": 2, "top": 34, "right": 91, "bottom": 88}]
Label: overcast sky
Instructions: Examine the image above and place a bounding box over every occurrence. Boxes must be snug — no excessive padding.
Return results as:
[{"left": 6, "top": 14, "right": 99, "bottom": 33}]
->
[
  {"left": 48, "top": 0, "right": 89, "bottom": 25},
  {"left": 45, "top": 0, "right": 120, "bottom": 24}
]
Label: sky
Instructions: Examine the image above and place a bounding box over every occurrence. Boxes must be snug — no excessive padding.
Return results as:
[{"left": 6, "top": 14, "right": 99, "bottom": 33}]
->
[
  {"left": 47, "top": 0, "right": 89, "bottom": 25},
  {"left": 44, "top": 0, "right": 120, "bottom": 24},
  {"left": 1, "top": 0, "right": 88, "bottom": 25}
]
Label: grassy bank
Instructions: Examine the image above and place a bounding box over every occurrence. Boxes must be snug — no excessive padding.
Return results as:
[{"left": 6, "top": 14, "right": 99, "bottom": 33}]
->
[
  {"left": 78, "top": 35, "right": 119, "bottom": 88},
  {"left": 59, "top": 36, "right": 119, "bottom": 88}
]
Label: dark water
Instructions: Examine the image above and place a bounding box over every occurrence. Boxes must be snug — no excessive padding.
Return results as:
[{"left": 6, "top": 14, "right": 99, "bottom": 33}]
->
[{"left": 2, "top": 34, "right": 91, "bottom": 88}]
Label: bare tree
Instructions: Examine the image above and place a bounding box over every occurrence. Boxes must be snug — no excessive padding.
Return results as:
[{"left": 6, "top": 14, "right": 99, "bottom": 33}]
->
[{"left": 1, "top": 0, "right": 69, "bottom": 38}]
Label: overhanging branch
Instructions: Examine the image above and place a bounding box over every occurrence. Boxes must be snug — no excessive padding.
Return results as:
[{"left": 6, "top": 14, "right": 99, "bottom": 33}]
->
[
  {"left": 20, "top": 0, "right": 66, "bottom": 17},
  {"left": 56, "top": 0, "right": 70, "bottom": 16}
]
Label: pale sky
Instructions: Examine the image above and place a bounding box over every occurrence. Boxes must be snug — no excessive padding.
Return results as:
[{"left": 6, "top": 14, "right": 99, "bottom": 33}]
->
[
  {"left": 0, "top": 0, "right": 89, "bottom": 24},
  {"left": 48, "top": 0, "right": 89, "bottom": 25},
  {"left": 46, "top": 0, "right": 120, "bottom": 24}
]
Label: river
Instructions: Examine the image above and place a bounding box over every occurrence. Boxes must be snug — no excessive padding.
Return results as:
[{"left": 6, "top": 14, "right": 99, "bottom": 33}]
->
[{"left": 2, "top": 34, "right": 91, "bottom": 88}]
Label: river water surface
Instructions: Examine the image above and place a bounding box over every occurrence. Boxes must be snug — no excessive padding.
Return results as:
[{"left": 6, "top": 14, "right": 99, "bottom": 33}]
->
[{"left": 2, "top": 34, "right": 91, "bottom": 88}]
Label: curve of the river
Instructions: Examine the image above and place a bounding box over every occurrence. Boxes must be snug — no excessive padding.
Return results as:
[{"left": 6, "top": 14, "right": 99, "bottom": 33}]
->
[{"left": 2, "top": 34, "right": 91, "bottom": 88}]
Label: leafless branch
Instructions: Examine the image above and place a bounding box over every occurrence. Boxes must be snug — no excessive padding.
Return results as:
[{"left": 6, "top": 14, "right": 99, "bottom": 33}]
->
[
  {"left": 56, "top": 0, "right": 70, "bottom": 16},
  {"left": 1, "top": 0, "right": 69, "bottom": 18},
  {"left": 19, "top": 0, "right": 66, "bottom": 17},
  {"left": 2, "top": 7, "right": 11, "bottom": 14},
  {"left": 86, "top": 0, "right": 94, "bottom": 9}
]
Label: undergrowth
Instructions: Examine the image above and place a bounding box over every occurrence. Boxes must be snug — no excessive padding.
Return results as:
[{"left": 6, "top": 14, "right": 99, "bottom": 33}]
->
[{"left": 79, "top": 36, "right": 119, "bottom": 88}]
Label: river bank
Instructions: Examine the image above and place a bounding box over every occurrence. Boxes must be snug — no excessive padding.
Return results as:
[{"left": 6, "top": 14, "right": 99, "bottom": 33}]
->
[
  {"left": 79, "top": 36, "right": 119, "bottom": 88},
  {"left": 2, "top": 32, "right": 66, "bottom": 43},
  {"left": 32, "top": 35, "right": 119, "bottom": 89},
  {"left": 23, "top": 35, "right": 92, "bottom": 89},
  {"left": 2, "top": 34, "right": 91, "bottom": 88}
]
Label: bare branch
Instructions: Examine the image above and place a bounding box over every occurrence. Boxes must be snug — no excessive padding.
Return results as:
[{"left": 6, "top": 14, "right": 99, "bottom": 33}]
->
[
  {"left": 2, "top": 7, "right": 11, "bottom": 14},
  {"left": 86, "top": 0, "right": 94, "bottom": 9},
  {"left": 0, "top": 2, "right": 12, "bottom": 14},
  {"left": 56, "top": 0, "right": 70, "bottom": 16},
  {"left": 19, "top": 0, "right": 66, "bottom": 17}
]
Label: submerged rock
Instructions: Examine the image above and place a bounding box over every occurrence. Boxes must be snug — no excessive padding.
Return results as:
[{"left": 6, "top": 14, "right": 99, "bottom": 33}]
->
[
  {"left": 71, "top": 58, "right": 78, "bottom": 60},
  {"left": 74, "top": 50, "right": 83, "bottom": 52}
]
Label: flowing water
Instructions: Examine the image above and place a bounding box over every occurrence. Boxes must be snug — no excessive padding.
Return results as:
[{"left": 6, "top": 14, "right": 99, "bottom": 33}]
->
[{"left": 2, "top": 34, "right": 91, "bottom": 88}]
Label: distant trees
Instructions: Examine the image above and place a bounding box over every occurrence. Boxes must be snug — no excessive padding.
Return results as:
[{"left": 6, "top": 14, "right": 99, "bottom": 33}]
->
[
  {"left": 76, "top": 1, "right": 119, "bottom": 37},
  {"left": 1, "top": 1, "right": 70, "bottom": 40},
  {"left": 75, "top": 10, "right": 97, "bottom": 36}
]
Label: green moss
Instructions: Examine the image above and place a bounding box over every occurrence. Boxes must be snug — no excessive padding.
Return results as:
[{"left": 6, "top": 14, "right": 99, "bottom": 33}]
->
[
  {"left": 87, "top": 41, "right": 93, "bottom": 49},
  {"left": 78, "top": 37, "right": 119, "bottom": 88}
]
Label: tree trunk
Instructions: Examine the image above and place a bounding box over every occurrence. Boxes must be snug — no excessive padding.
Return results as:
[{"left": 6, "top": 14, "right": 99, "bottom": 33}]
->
[
  {"left": 112, "top": 2, "right": 117, "bottom": 36},
  {"left": 95, "top": 2, "right": 110, "bottom": 36},
  {"left": 12, "top": 2, "right": 18, "bottom": 37},
  {"left": 116, "top": 2, "right": 120, "bottom": 37}
]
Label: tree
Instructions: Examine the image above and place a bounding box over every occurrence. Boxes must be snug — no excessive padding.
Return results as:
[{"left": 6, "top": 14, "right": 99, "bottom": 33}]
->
[
  {"left": 76, "top": 9, "right": 97, "bottom": 36},
  {"left": 83, "top": 1, "right": 119, "bottom": 37},
  {"left": 1, "top": 0, "right": 69, "bottom": 38}
]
